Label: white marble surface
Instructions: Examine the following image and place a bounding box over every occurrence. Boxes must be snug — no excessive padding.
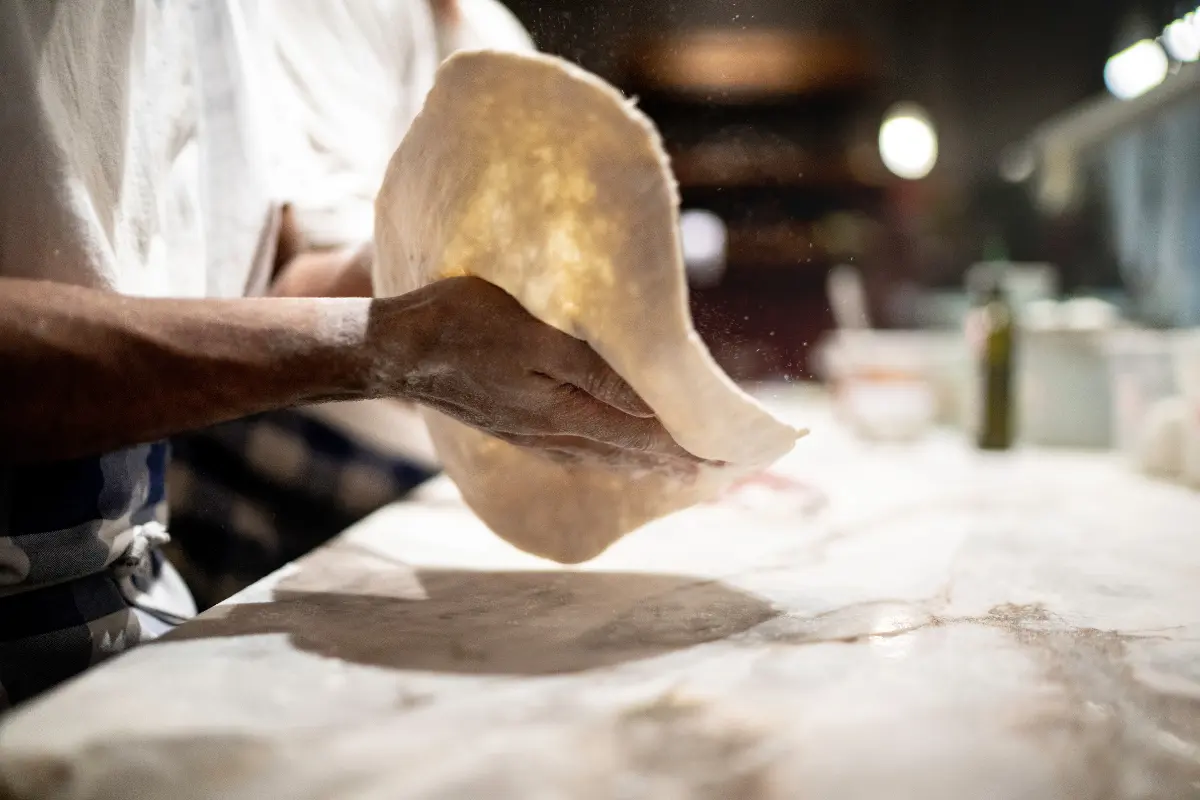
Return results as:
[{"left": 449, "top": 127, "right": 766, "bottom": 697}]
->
[{"left": 3, "top": 388, "right": 1200, "bottom": 799}]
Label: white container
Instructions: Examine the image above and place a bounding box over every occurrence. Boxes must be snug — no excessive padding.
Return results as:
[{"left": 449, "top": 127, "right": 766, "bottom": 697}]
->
[
  {"left": 816, "top": 330, "right": 970, "bottom": 439},
  {"left": 1016, "top": 299, "right": 1123, "bottom": 449},
  {"left": 1018, "top": 328, "right": 1112, "bottom": 448},
  {"left": 1104, "top": 329, "right": 1178, "bottom": 456}
]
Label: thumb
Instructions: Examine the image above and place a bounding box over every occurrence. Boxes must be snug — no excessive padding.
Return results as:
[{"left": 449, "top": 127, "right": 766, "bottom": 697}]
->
[{"left": 559, "top": 342, "right": 655, "bottom": 418}]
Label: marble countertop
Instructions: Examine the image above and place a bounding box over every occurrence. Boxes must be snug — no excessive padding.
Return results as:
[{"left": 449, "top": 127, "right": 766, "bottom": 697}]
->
[{"left": 3, "top": 390, "right": 1200, "bottom": 799}]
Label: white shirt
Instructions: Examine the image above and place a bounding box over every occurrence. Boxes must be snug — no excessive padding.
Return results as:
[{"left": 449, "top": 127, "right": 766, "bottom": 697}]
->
[
  {"left": 256, "top": 0, "right": 534, "bottom": 248},
  {"left": 0, "top": 0, "right": 276, "bottom": 299},
  {"left": 0, "top": 0, "right": 533, "bottom": 469},
  {"left": 0, "top": 0, "right": 278, "bottom": 640},
  {"left": 256, "top": 0, "right": 534, "bottom": 466}
]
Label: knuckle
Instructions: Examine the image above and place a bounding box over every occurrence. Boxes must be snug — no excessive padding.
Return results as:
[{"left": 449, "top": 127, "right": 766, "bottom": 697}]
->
[
  {"left": 626, "top": 423, "right": 658, "bottom": 453},
  {"left": 590, "top": 364, "right": 622, "bottom": 394}
]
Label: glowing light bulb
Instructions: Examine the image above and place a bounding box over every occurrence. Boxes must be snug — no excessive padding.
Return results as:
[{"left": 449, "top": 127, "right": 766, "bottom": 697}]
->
[
  {"left": 1104, "top": 39, "right": 1169, "bottom": 99},
  {"left": 1164, "top": 16, "right": 1200, "bottom": 62},
  {"left": 878, "top": 103, "right": 938, "bottom": 180},
  {"left": 679, "top": 209, "right": 726, "bottom": 286}
]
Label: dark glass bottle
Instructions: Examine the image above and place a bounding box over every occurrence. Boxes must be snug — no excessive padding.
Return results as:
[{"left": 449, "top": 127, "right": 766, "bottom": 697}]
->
[{"left": 978, "top": 282, "right": 1015, "bottom": 450}]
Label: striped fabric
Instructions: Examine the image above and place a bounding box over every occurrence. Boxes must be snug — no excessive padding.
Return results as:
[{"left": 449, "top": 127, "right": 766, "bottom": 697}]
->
[
  {"left": 1, "top": 415, "right": 436, "bottom": 710},
  {"left": 0, "top": 444, "right": 170, "bottom": 708},
  {"left": 166, "top": 410, "right": 437, "bottom": 611}
]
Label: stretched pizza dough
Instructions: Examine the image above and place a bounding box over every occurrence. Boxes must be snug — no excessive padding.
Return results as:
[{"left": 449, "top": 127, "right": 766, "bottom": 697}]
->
[{"left": 374, "top": 51, "right": 802, "bottom": 563}]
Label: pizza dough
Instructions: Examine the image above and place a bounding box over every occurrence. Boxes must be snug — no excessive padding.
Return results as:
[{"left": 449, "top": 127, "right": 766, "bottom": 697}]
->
[{"left": 374, "top": 51, "right": 802, "bottom": 563}]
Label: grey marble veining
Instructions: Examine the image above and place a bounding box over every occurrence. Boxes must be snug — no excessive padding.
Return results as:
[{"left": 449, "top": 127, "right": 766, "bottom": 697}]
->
[{"left": 2, "top": 394, "right": 1199, "bottom": 799}]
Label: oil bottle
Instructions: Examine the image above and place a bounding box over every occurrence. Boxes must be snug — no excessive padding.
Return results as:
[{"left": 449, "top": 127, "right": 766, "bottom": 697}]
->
[{"left": 977, "top": 277, "right": 1015, "bottom": 450}]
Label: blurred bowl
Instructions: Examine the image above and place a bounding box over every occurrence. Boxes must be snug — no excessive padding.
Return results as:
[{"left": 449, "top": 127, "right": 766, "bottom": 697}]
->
[
  {"left": 1172, "top": 330, "right": 1200, "bottom": 487},
  {"left": 815, "top": 329, "right": 970, "bottom": 440},
  {"left": 1136, "top": 396, "right": 1186, "bottom": 480}
]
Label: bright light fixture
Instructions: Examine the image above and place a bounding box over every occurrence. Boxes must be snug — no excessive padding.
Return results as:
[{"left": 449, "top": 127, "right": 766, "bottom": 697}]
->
[
  {"left": 878, "top": 103, "right": 938, "bottom": 180},
  {"left": 1104, "top": 39, "right": 1169, "bottom": 99},
  {"left": 679, "top": 209, "right": 727, "bottom": 286},
  {"left": 1164, "top": 16, "right": 1200, "bottom": 61}
]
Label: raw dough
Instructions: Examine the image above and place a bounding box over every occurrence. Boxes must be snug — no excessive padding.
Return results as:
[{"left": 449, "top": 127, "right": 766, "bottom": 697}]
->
[{"left": 374, "top": 51, "right": 802, "bottom": 563}]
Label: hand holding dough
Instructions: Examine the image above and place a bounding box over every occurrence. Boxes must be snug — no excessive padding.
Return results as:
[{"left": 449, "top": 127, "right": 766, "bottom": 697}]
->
[{"left": 375, "top": 51, "right": 802, "bottom": 563}]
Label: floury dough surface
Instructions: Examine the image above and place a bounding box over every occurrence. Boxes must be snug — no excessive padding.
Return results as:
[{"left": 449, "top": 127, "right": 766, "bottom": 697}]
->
[{"left": 373, "top": 51, "right": 801, "bottom": 563}]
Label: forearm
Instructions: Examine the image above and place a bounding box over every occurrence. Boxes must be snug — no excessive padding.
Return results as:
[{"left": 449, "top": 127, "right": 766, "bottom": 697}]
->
[{"left": 0, "top": 278, "right": 412, "bottom": 463}]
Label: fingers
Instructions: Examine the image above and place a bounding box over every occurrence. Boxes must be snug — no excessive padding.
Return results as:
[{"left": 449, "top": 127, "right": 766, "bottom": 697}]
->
[
  {"left": 548, "top": 338, "right": 654, "bottom": 418},
  {"left": 498, "top": 432, "right": 703, "bottom": 476},
  {"left": 446, "top": 277, "right": 652, "bottom": 417},
  {"left": 419, "top": 377, "right": 713, "bottom": 471},
  {"left": 420, "top": 385, "right": 704, "bottom": 470},
  {"left": 546, "top": 385, "right": 702, "bottom": 462},
  {"left": 405, "top": 276, "right": 704, "bottom": 471}
]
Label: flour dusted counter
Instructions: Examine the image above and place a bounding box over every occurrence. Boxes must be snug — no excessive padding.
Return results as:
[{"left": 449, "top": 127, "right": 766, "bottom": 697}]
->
[{"left": 2, "top": 390, "right": 1199, "bottom": 799}]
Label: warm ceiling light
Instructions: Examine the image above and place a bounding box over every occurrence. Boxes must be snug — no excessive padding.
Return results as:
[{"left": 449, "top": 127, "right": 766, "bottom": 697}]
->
[
  {"left": 1104, "top": 39, "right": 1169, "bottom": 99},
  {"left": 878, "top": 103, "right": 938, "bottom": 180}
]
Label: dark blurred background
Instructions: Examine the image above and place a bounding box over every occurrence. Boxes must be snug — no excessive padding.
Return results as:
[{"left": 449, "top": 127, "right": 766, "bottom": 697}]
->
[{"left": 501, "top": 0, "right": 1200, "bottom": 381}]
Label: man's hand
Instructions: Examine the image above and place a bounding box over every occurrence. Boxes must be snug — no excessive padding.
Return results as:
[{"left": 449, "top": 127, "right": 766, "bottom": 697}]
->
[
  {"left": 368, "top": 277, "right": 699, "bottom": 468},
  {"left": 268, "top": 234, "right": 699, "bottom": 469},
  {"left": 0, "top": 275, "right": 701, "bottom": 470}
]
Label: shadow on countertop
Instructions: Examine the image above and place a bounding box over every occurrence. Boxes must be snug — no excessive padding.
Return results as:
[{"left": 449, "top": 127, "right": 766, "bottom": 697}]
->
[{"left": 162, "top": 541, "right": 778, "bottom": 675}]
